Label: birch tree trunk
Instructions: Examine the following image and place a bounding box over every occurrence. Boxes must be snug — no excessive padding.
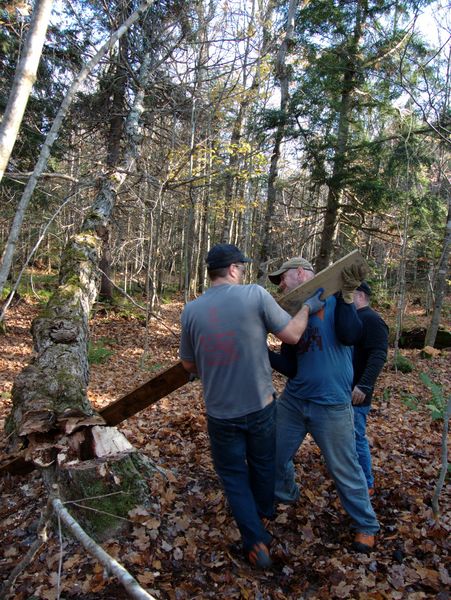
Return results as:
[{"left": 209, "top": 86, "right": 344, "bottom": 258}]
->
[
  {"left": 5, "top": 47, "right": 157, "bottom": 540},
  {"left": 425, "top": 191, "right": 450, "bottom": 347},
  {"left": 0, "top": 0, "right": 155, "bottom": 300},
  {"left": 0, "top": 0, "right": 54, "bottom": 183}
]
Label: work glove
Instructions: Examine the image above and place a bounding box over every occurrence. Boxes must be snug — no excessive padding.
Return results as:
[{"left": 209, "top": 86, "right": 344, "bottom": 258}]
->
[
  {"left": 341, "top": 264, "right": 368, "bottom": 303},
  {"left": 303, "top": 288, "right": 325, "bottom": 315}
]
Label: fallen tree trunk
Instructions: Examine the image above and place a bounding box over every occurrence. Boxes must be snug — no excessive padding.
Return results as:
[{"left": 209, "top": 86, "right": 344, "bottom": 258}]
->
[
  {"left": 4, "top": 42, "right": 159, "bottom": 539},
  {"left": 3, "top": 217, "right": 159, "bottom": 535},
  {"left": 399, "top": 326, "right": 451, "bottom": 349}
]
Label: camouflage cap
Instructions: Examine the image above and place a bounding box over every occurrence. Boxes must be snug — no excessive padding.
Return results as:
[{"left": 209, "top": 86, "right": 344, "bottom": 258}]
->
[{"left": 268, "top": 257, "right": 314, "bottom": 285}]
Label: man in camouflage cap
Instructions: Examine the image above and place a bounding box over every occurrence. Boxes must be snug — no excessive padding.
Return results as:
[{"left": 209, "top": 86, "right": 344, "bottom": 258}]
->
[{"left": 268, "top": 257, "right": 379, "bottom": 554}]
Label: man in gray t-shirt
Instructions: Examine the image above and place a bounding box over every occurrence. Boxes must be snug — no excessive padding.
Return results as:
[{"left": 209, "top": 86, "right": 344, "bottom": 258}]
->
[{"left": 180, "top": 243, "right": 324, "bottom": 569}]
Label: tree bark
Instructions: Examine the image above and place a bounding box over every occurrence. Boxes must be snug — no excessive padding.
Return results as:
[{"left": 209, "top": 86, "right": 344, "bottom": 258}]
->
[
  {"left": 5, "top": 43, "right": 157, "bottom": 540},
  {"left": 425, "top": 192, "right": 450, "bottom": 347},
  {"left": 0, "top": 0, "right": 54, "bottom": 183}
]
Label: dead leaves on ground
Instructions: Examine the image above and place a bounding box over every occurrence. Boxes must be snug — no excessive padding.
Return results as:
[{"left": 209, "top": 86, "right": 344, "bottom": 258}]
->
[{"left": 0, "top": 299, "right": 449, "bottom": 599}]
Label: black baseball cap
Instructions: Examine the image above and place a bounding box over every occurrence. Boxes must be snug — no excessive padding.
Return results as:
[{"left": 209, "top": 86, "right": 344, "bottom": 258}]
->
[
  {"left": 206, "top": 244, "right": 251, "bottom": 270},
  {"left": 357, "top": 281, "right": 372, "bottom": 296}
]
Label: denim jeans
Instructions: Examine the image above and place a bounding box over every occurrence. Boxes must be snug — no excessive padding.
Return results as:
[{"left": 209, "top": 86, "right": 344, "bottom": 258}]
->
[
  {"left": 207, "top": 401, "right": 276, "bottom": 552},
  {"left": 276, "top": 395, "right": 379, "bottom": 535},
  {"left": 353, "top": 404, "right": 374, "bottom": 489}
]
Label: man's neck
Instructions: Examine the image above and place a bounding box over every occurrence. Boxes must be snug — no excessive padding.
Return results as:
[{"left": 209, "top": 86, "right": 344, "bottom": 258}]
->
[
  {"left": 211, "top": 276, "right": 236, "bottom": 287},
  {"left": 356, "top": 301, "right": 369, "bottom": 310}
]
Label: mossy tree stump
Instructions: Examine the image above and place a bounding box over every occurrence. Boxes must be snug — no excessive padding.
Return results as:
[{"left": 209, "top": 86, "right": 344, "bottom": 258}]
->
[{"left": 6, "top": 188, "right": 155, "bottom": 540}]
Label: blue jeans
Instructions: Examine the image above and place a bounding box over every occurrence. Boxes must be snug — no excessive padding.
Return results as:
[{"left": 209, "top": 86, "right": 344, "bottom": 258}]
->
[
  {"left": 207, "top": 401, "right": 276, "bottom": 552},
  {"left": 353, "top": 404, "right": 374, "bottom": 489},
  {"left": 276, "top": 395, "right": 379, "bottom": 535}
]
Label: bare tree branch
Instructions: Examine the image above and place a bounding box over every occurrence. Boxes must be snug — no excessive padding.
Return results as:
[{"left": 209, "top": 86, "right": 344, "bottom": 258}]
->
[{"left": 52, "top": 497, "right": 157, "bottom": 600}]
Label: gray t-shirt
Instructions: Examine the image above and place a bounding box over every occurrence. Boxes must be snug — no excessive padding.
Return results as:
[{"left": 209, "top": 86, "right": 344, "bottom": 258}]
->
[{"left": 180, "top": 283, "right": 291, "bottom": 419}]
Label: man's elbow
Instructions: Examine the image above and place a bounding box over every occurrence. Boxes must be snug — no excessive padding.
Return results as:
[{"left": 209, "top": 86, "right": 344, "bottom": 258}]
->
[{"left": 181, "top": 359, "right": 197, "bottom": 373}]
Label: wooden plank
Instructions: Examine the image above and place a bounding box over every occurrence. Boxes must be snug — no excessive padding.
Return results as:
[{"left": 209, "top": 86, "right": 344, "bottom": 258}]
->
[
  {"left": 1, "top": 362, "right": 191, "bottom": 476},
  {"left": 99, "top": 361, "right": 190, "bottom": 426},
  {"left": 277, "top": 250, "right": 368, "bottom": 316}
]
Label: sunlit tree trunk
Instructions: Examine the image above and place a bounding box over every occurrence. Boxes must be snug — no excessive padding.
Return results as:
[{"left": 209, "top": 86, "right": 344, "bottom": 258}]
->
[
  {"left": 425, "top": 191, "right": 450, "bottom": 347},
  {"left": 6, "top": 48, "right": 156, "bottom": 540},
  {"left": 0, "top": 0, "right": 53, "bottom": 183}
]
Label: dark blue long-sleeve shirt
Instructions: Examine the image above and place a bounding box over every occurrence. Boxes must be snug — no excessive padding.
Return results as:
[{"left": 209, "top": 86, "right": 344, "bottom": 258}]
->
[{"left": 352, "top": 305, "right": 389, "bottom": 406}]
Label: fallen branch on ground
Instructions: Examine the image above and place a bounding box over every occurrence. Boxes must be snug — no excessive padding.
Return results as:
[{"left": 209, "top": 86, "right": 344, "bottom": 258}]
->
[
  {"left": 51, "top": 497, "right": 157, "bottom": 600},
  {"left": 432, "top": 395, "right": 450, "bottom": 519}
]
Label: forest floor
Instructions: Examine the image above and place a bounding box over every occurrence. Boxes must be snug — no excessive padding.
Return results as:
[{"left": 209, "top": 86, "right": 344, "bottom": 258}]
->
[{"left": 0, "top": 295, "right": 449, "bottom": 599}]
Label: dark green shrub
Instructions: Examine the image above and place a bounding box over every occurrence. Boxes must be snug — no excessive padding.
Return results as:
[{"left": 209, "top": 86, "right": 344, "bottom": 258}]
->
[{"left": 392, "top": 353, "right": 413, "bottom": 373}]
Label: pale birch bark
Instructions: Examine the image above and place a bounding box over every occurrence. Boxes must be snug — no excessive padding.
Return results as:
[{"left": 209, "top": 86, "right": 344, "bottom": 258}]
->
[
  {"left": 425, "top": 192, "right": 450, "bottom": 347},
  {"left": 0, "top": 0, "right": 155, "bottom": 298},
  {"left": 0, "top": 0, "right": 54, "bottom": 183},
  {"left": 52, "top": 498, "right": 157, "bottom": 600}
]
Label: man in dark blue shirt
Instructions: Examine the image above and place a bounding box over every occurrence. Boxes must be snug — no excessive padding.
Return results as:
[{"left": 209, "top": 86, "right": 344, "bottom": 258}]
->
[
  {"left": 268, "top": 258, "right": 380, "bottom": 553},
  {"left": 352, "top": 282, "right": 389, "bottom": 497}
]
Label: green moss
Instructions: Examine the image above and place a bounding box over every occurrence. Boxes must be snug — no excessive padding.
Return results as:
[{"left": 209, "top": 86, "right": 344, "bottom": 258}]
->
[
  {"left": 4, "top": 412, "right": 16, "bottom": 436},
  {"left": 53, "top": 371, "right": 88, "bottom": 412},
  {"left": 88, "top": 341, "right": 114, "bottom": 364},
  {"left": 60, "top": 454, "right": 153, "bottom": 540}
]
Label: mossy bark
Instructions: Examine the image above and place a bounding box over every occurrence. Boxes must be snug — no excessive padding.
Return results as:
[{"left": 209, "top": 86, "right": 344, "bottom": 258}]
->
[
  {"left": 8, "top": 230, "right": 102, "bottom": 440},
  {"left": 6, "top": 210, "right": 156, "bottom": 538},
  {"left": 44, "top": 453, "right": 157, "bottom": 541},
  {"left": 5, "top": 47, "right": 159, "bottom": 539}
]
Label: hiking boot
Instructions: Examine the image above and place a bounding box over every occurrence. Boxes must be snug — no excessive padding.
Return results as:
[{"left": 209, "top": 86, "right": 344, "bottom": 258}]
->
[
  {"left": 247, "top": 542, "right": 272, "bottom": 569},
  {"left": 352, "top": 533, "right": 375, "bottom": 554}
]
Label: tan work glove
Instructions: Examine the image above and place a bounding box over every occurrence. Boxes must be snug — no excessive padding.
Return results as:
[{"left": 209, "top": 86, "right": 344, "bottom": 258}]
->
[{"left": 341, "top": 263, "right": 368, "bottom": 303}]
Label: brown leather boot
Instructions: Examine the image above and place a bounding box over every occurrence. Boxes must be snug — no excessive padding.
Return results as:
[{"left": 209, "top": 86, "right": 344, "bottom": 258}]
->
[
  {"left": 247, "top": 542, "right": 272, "bottom": 569},
  {"left": 352, "top": 533, "right": 375, "bottom": 553}
]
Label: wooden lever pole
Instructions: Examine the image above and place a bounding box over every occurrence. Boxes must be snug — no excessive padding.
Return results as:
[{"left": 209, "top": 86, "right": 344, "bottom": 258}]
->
[
  {"left": 99, "top": 361, "right": 190, "bottom": 426},
  {"left": 0, "top": 249, "right": 367, "bottom": 476}
]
